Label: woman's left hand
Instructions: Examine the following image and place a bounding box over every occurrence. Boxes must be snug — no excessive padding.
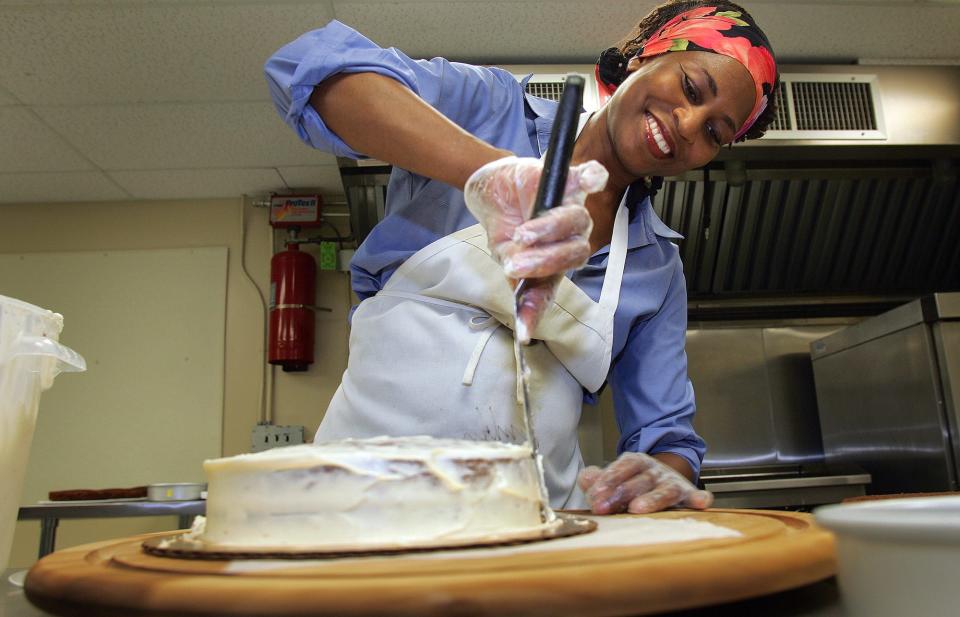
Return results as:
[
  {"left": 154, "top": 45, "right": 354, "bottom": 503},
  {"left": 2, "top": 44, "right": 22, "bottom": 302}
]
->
[
  {"left": 578, "top": 452, "right": 714, "bottom": 514},
  {"left": 463, "top": 156, "right": 608, "bottom": 342}
]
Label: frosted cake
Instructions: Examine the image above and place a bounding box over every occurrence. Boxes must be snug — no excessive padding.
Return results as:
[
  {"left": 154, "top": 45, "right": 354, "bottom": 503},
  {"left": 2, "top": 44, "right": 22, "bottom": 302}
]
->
[{"left": 194, "top": 436, "right": 552, "bottom": 549}]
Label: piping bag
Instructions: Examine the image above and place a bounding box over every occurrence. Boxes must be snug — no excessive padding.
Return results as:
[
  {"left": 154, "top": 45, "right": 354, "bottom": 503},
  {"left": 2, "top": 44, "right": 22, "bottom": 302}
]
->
[{"left": 513, "top": 75, "right": 584, "bottom": 519}]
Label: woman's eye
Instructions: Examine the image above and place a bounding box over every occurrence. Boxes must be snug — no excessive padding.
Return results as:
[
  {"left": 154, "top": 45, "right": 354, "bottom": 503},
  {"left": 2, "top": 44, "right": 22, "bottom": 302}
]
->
[
  {"left": 707, "top": 124, "right": 722, "bottom": 146},
  {"left": 683, "top": 73, "right": 700, "bottom": 104}
]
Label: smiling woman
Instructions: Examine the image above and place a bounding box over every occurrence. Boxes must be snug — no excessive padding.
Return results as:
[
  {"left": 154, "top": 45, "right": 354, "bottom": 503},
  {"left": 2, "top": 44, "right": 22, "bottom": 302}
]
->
[
  {"left": 589, "top": 2, "right": 779, "bottom": 182},
  {"left": 599, "top": 1, "right": 779, "bottom": 141},
  {"left": 264, "top": 0, "right": 778, "bottom": 515},
  {"left": 593, "top": 51, "right": 757, "bottom": 182}
]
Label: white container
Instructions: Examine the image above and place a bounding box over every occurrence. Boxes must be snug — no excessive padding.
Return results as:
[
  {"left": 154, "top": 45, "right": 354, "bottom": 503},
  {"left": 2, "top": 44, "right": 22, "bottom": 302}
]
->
[
  {"left": 147, "top": 483, "right": 205, "bottom": 502},
  {"left": 0, "top": 295, "right": 85, "bottom": 569},
  {"left": 815, "top": 496, "right": 960, "bottom": 617}
]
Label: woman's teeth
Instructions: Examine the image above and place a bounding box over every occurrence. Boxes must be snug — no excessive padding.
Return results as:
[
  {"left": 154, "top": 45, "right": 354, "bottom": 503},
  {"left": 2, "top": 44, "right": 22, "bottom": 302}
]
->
[{"left": 646, "top": 113, "right": 672, "bottom": 156}]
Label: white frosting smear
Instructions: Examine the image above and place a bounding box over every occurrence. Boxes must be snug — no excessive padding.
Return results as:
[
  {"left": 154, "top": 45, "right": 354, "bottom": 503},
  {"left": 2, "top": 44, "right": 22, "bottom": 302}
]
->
[
  {"left": 199, "top": 436, "right": 549, "bottom": 549},
  {"left": 608, "top": 516, "right": 741, "bottom": 543},
  {"left": 223, "top": 515, "right": 742, "bottom": 573}
]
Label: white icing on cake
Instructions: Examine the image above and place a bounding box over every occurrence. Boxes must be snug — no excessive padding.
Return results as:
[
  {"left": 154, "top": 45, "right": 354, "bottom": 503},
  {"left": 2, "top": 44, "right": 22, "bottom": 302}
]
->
[{"left": 198, "top": 436, "right": 550, "bottom": 548}]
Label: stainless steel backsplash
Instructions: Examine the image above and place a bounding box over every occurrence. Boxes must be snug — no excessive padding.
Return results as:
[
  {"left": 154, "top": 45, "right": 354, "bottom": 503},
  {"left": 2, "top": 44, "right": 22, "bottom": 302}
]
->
[{"left": 583, "top": 319, "right": 856, "bottom": 469}]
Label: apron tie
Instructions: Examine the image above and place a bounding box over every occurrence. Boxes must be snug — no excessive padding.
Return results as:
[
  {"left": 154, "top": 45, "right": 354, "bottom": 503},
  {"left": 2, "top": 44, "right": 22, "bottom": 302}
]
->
[{"left": 462, "top": 315, "right": 501, "bottom": 386}]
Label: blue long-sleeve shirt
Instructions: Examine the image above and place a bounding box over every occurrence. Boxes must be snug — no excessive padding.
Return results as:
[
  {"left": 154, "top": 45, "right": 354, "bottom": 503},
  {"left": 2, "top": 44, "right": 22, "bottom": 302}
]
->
[{"left": 265, "top": 20, "right": 707, "bottom": 478}]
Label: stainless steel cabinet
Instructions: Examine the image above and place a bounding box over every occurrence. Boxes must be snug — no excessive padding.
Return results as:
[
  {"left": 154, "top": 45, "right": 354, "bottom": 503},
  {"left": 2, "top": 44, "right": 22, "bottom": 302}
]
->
[{"left": 811, "top": 293, "right": 960, "bottom": 493}]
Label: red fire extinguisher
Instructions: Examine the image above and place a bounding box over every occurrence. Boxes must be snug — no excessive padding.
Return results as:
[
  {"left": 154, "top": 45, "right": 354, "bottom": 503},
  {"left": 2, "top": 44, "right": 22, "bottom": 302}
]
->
[{"left": 268, "top": 242, "right": 316, "bottom": 372}]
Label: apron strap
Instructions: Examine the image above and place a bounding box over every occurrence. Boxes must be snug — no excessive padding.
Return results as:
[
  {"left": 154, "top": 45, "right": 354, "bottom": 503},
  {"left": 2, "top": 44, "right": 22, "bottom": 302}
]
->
[
  {"left": 598, "top": 200, "right": 630, "bottom": 314},
  {"left": 462, "top": 315, "right": 501, "bottom": 386}
]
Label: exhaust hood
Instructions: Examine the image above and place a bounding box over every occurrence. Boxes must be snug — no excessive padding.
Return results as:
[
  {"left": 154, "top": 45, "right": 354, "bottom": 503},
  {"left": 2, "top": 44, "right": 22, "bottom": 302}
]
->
[{"left": 338, "top": 63, "right": 960, "bottom": 305}]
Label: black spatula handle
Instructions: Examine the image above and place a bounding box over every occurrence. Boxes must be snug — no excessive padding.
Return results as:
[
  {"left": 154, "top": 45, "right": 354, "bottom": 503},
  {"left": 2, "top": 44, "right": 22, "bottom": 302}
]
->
[{"left": 531, "top": 75, "right": 585, "bottom": 217}]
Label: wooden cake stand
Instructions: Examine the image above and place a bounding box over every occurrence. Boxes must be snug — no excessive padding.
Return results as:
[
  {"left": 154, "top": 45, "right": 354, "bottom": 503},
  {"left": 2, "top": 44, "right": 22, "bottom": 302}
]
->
[{"left": 24, "top": 509, "right": 835, "bottom": 616}]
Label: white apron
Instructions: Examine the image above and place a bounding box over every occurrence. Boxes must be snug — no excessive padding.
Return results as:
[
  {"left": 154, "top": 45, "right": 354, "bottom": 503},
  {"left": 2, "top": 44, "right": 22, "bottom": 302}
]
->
[{"left": 317, "top": 201, "right": 630, "bottom": 509}]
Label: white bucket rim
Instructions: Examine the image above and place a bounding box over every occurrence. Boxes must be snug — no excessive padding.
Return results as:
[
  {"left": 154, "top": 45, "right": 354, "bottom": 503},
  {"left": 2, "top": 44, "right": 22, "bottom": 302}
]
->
[
  {"left": 0, "top": 293, "right": 62, "bottom": 317},
  {"left": 0, "top": 294, "right": 64, "bottom": 331},
  {"left": 815, "top": 495, "right": 960, "bottom": 544}
]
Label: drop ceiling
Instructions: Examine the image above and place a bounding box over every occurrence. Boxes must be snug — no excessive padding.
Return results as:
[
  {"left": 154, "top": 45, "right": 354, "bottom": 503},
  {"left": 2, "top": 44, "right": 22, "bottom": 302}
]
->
[{"left": 1, "top": 0, "right": 958, "bottom": 204}]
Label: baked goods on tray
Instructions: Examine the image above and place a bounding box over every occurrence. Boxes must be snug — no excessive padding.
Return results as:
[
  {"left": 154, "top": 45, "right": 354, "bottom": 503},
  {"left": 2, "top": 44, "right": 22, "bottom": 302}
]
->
[{"left": 49, "top": 486, "right": 147, "bottom": 501}]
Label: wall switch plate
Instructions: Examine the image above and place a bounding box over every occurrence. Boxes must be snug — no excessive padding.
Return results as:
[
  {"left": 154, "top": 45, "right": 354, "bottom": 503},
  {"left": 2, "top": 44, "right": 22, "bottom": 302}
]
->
[
  {"left": 338, "top": 249, "right": 355, "bottom": 272},
  {"left": 251, "top": 423, "right": 306, "bottom": 452}
]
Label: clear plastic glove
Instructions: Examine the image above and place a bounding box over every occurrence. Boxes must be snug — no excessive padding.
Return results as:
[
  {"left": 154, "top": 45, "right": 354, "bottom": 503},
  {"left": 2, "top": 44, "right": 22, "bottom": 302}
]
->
[
  {"left": 578, "top": 452, "right": 714, "bottom": 515},
  {"left": 464, "top": 156, "right": 608, "bottom": 342}
]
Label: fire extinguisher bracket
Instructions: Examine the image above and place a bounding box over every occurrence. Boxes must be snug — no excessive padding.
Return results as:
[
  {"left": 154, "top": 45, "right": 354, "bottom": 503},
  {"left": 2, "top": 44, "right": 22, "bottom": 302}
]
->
[{"left": 271, "top": 304, "right": 332, "bottom": 312}]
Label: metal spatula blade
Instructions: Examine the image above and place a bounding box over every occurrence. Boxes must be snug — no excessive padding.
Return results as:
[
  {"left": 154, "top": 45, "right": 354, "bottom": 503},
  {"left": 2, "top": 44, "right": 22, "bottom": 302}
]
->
[{"left": 513, "top": 75, "right": 585, "bottom": 505}]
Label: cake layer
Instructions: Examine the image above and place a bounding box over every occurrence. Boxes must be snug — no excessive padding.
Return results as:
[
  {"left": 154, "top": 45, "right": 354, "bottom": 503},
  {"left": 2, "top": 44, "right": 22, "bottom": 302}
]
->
[{"left": 200, "top": 436, "right": 547, "bottom": 548}]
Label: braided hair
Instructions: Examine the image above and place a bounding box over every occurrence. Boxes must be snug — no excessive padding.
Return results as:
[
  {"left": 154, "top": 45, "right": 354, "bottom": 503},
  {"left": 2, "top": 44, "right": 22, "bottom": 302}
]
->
[{"left": 597, "top": 0, "right": 779, "bottom": 142}]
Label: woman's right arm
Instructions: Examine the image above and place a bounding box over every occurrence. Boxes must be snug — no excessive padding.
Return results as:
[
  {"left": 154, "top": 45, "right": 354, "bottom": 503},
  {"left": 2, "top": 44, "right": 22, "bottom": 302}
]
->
[
  {"left": 264, "top": 20, "right": 510, "bottom": 189},
  {"left": 310, "top": 73, "right": 508, "bottom": 191},
  {"left": 265, "top": 22, "right": 604, "bottom": 335}
]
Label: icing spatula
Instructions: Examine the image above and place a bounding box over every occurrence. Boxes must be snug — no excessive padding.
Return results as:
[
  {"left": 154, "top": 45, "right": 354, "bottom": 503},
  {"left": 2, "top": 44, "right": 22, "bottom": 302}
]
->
[{"left": 513, "top": 75, "right": 584, "bottom": 490}]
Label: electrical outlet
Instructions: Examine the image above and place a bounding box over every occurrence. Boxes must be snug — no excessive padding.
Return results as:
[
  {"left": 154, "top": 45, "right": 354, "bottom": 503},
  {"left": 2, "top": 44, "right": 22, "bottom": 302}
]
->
[{"left": 251, "top": 423, "right": 306, "bottom": 452}]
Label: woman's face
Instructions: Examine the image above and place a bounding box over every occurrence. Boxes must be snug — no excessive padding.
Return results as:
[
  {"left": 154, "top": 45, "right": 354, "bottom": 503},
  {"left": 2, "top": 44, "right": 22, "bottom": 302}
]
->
[{"left": 605, "top": 50, "right": 755, "bottom": 178}]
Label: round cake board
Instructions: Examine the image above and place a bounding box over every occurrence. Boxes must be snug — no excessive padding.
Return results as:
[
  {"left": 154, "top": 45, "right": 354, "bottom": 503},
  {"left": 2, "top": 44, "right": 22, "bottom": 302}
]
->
[
  {"left": 24, "top": 509, "right": 836, "bottom": 617},
  {"left": 141, "top": 513, "right": 594, "bottom": 560}
]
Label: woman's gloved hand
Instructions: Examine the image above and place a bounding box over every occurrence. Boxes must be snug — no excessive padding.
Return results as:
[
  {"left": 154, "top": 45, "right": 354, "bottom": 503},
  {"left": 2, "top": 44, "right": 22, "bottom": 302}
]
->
[
  {"left": 578, "top": 452, "right": 714, "bottom": 514},
  {"left": 464, "top": 156, "right": 608, "bottom": 343}
]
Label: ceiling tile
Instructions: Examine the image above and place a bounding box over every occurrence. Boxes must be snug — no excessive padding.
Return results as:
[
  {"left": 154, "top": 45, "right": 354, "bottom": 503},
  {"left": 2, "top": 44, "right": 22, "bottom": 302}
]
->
[
  {"left": 0, "top": 2, "right": 335, "bottom": 105},
  {"left": 276, "top": 164, "right": 343, "bottom": 195},
  {"left": 1, "top": 0, "right": 957, "bottom": 207},
  {"left": 1, "top": 1, "right": 956, "bottom": 109},
  {"left": 0, "top": 1, "right": 99, "bottom": 5},
  {"left": 34, "top": 101, "right": 332, "bottom": 170},
  {"left": 331, "top": 1, "right": 634, "bottom": 64},
  {"left": 330, "top": 1, "right": 960, "bottom": 64},
  {"left": 0, "top": 171, "right": 128, "bottom": 203},
  {"left": 749, "top": 4, "right": 960, "bottom": 61},
  {"left": 108, "top": 167, "right": 285, "bottom": 200},
  {"left": 0, "top": 107, "right": 94, "bottom": 172},
  {"left": 0, "top": 83, "right": 19, "bottom": 105}
]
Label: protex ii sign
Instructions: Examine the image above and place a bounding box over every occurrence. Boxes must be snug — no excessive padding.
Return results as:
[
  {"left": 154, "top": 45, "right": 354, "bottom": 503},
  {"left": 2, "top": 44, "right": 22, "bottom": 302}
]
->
[{"left": 269, "top": 195, "right": 323, "bottom": 228}]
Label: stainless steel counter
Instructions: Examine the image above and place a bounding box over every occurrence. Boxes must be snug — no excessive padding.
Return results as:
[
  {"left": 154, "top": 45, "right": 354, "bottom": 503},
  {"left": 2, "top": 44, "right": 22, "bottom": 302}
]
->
[
  {"left": 17, "top": 500, "right": 205, "bottom": 559},
  {"left": 704, "top": 468, "right": 871, "bottom": 509},
  {"left": 4, "top": 570, "right": 48, "bottom": 617}
]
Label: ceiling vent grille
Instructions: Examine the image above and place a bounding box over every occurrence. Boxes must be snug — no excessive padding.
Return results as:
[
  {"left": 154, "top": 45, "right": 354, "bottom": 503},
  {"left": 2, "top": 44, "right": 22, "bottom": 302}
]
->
[
  {"left": 524, "top": 80, "right": 565, "bottom": 101},
  {"left": 507, "top": 68, "right": 600, "bottom": 111},
  {"left": 793, "top": 81, "right": 877, "bottom": 131},
  {"left": 763, "top": 73, "right": 886, "bottom": 140}
]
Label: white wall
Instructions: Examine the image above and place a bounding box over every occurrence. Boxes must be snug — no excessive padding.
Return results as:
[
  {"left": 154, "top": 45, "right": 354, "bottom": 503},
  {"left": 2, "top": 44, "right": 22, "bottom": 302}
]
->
[{"left": 0, "top": 196, "right": 353, "bottom": 567}]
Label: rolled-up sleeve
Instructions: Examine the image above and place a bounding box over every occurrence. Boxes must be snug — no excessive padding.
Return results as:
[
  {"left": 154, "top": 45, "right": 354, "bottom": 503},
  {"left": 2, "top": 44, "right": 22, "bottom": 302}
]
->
[
  {"left": 264, "top": 20, "right": 518, "bottom": 158},
  {"left": 610, "top": 257, "right": 706, "bottom": 480}
]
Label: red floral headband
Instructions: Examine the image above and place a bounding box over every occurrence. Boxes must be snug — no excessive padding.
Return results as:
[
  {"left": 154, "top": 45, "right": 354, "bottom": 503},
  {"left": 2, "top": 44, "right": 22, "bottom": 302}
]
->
[{"left": 598, "top": 6, "right": 777, "bottom": 141}]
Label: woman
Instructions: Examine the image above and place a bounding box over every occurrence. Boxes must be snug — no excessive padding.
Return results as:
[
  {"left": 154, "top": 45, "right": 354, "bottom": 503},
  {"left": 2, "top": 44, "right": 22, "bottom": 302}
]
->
[{"left": 265, "top": 0, "right": 778, "bottom": 513}]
